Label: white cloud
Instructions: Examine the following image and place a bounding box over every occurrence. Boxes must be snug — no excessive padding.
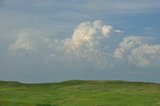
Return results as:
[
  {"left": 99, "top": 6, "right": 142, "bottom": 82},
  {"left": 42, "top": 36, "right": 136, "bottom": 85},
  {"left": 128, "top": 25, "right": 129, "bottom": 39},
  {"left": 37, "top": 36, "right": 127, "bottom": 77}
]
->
[
  {"left": 9, "top": 33, "right": 36, "bottom": 51},
  {"left": 64, "top": 20, "right": 112, "bottom": 49},
  {"left": 128, "top": 44, "right": 160, "bottom": 66},
  {"left": 8, "top": 29, "right": 47, "bottom": 52},
  {"left": 113, "top": 35, "right": 160, "bottom": 67},
  {"left": 46, "top": 20, "right": 114, "bottom": 69},
  {"left": 114, "top": 36, "right": 141, "bottom": 59},
  {"left": 8, "top": 20, "right": 160, "bottom": 69},
  {"left": 114, "top": 29, "right": 124, "bottom": 33},
  {"left": 102, "top": 25, "right": 112, "bottom": 36}
]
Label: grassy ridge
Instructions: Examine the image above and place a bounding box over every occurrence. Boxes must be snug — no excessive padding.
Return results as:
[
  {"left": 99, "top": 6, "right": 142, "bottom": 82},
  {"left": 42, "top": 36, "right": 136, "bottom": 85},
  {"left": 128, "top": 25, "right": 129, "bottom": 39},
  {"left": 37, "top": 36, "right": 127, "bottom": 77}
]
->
[{"left": 0, "top": 80, "right": 160, "bottom": 106}]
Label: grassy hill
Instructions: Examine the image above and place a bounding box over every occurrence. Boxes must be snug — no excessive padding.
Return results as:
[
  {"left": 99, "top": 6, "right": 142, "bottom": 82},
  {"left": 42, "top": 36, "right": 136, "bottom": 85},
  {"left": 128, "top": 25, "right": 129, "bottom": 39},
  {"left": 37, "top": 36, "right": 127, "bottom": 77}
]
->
[{"left": 0, "top": 80, "right": 160, "bottom": 106}]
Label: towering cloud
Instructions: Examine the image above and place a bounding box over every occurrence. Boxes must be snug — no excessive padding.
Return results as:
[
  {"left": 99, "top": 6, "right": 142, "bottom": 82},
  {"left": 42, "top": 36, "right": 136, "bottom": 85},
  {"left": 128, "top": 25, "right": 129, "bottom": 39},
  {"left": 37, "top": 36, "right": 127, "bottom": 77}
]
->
[
  {"left": 8, "top": 20, "right": 160, "bottom": 70},
  {"left": 64, "top": 20, "right": 112, "bottom": 49},
  {"left": 47, "top": 20, "right": 113, "bottom": 68}
]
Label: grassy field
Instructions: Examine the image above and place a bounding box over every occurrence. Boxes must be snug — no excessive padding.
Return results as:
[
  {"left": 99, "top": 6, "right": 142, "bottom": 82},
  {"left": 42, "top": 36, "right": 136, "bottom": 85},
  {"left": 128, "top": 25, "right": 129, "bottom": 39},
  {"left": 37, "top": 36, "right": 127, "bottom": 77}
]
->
[{"left": 0, "top": 80, "right": 160, "bottom": 106}]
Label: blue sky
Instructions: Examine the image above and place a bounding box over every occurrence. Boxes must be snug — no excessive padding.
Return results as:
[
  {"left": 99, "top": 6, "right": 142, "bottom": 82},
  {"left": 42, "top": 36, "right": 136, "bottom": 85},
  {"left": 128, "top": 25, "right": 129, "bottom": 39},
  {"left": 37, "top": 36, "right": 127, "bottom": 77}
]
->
[{"left": 0, "top": 0, "right": 160, "bottom": 83}]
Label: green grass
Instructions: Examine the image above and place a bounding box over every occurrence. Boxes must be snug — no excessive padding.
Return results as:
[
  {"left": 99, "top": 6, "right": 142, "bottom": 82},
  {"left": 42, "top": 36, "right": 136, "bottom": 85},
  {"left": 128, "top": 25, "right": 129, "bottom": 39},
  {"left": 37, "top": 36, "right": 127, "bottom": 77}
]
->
[{"left": 0, "top": 80, "right": 160, "bottom": 106}]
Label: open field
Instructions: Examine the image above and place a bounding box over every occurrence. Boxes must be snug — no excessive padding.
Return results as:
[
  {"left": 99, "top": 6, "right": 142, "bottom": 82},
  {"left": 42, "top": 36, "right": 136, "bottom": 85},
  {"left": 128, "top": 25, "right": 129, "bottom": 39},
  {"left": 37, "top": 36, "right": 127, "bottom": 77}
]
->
[{"left": 0, "top": 80, "right": 160, "bottom": 106}]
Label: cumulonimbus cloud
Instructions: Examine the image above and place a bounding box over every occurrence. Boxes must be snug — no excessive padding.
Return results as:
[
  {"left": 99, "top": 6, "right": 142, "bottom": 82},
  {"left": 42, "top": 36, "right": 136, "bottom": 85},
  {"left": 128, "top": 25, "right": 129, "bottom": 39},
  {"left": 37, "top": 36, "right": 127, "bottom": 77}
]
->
[
  {"left": 64, "top": 20, "right": 112, "bottom": 49},
  {"left": 8, "top": 20, "right": 160, "bottom": 69},
  {"left": 46, "top": 20, "right": 113, "bottom": 69}
]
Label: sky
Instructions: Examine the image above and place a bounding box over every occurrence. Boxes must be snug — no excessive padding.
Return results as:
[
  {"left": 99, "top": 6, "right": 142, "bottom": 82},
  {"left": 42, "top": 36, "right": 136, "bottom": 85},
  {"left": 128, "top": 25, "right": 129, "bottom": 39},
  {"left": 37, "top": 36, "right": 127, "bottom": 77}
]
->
[{"left": 0, "top": 0, "right": 160, "bottom": 83}]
